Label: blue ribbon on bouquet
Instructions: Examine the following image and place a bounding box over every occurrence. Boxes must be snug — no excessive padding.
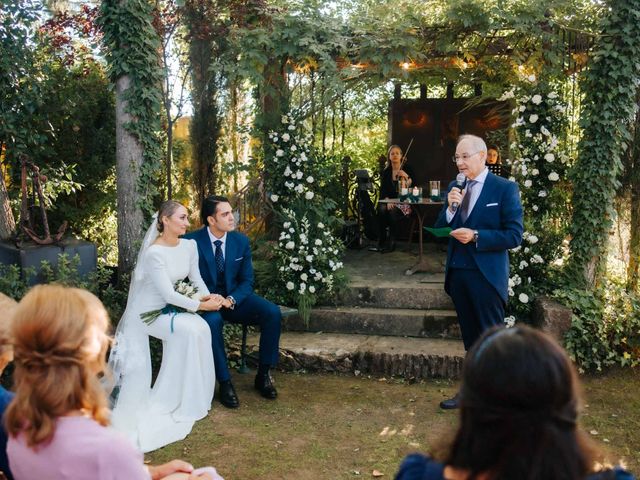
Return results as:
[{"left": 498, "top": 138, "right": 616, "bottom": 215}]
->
[{"left": 160, "top": 305, "right": 183, "bottom": 333}]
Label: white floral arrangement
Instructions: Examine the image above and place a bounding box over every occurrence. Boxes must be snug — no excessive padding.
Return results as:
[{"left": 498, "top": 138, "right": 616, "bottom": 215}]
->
[
  {"left": 499, "top": 75, "right": 570, "bottom": 321},
  {"left": 267, "top": 113, "right": 345, "bottom": 323}
]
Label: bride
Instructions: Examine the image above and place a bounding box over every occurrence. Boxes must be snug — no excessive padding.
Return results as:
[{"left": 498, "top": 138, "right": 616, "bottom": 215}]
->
[{"left": 108, "top": 200, "right": 223, "bottom": 452}]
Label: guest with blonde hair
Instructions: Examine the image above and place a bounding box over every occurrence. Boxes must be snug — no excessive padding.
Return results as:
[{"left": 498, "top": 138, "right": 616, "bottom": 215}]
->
[
  {"left": 5, "top": 284, "right": 219, "bottom": 480},
  {"left": 0, "top": 292, "right": 17, "bottom": 480}
]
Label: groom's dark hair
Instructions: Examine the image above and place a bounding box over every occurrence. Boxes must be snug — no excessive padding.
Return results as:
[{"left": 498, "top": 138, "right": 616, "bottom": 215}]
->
[{"left": 201, "top": 195, "right": 230, "bottom": 226}]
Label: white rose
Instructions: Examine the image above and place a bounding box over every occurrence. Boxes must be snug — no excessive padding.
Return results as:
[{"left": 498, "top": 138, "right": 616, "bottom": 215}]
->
[
  {"left": 270, "top": 194, "right": 279, "bottom": 202},
  {"left": 285, "top": 241, "right": 295, "bottom": 250},
  {"left": 548, "top": 92, "right": 558, "bottom": 99},
  {"left": 544, "top": 153, "right": 555, "bottom": 162},
  {"left": 286, "top": 281, "right": 294, "bottom": 290},
  {"left": 527, "top": 74, "right": 536, "bottom": 82},
  {"left": 504, "top": 316, "right": 516, "bottom": 328},
  {"left": 532, "top": 205, "right": 539, "bottom": 211},
  {"left": 288, "top": 124, "right": 295, "bottom": 131},
  {"left": 282, "top": 133, "right": 290, "bottom": 141},
  {"left": 529, "top": 114, "right": 538, "bottom": 123},
  {"left": 524, "top": 179, "right": 532, "bottom": 188},
  {"left": 519, "top": 105, "right": 526, "bottom": 112},
  {"left": 528, "top": 235, "right": 539, "bottom": 244},
  {"left": 315, "top": 239, "right": 322, "bottom": 246},
  {"left": 291, "top": 145, "right": 297, "bottom": 151},
  {"left": 306, "top": 255, "right": 313, "bottom": 262},
  {"left": 283, "top": 222, "right": 291, "bottom": 228},
  {"left": 300, "top": 273, "right": 308, "bottom": 281},
  {"left": 299, "top": 283, "right": 306, "bottom": 293},
  {"left": 281, "top": 115, "right": 289, "bottom": 124},
  {"left": 531, "top": 168, "right": 539, "bottom": 176},
  {"left": 318, "top": 222, "right": 324, "bottom": 228},
  {"left": 548, "top": 172, "right": 559, "bottom": 181},
  {"left": 538, "top": 190, "right": 547, "bottom": 197},
  {"left": 309, "top": 285, "right": 316, "bottom": 293},
  {"left": 519, "top": 293, "right": 529, "bottom": 303},
  {"left": 306, "top": 176, "right": 314, "bottom": 183},
  {"left": 540, "top": 126, "right": 550, "bottom": 136},
  {"left": 275, "top": 149, "right": 284, "bottom": 157},
  {"left": 531, "top": 94, "right": 542, "bottom": 105},
  {"left": 305, "top": 191, "right": 315, "bottom": 200}
]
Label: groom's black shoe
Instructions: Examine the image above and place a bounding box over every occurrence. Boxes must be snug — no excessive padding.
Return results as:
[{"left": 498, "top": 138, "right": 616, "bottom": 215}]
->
[
  {"left": 219, "top": 380, "right": 239, "bottom": 409},
  {"left": 254, "top": 372, "right": 278, "bottom": 399}
]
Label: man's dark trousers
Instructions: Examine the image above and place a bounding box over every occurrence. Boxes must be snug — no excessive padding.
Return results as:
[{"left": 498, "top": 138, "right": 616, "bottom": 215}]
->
[{"left": 200, "top": 295, "right": 281, "bottom": 382}]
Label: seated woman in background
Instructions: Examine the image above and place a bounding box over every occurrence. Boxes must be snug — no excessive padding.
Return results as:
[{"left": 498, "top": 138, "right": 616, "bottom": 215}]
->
[
  {"left": 486, "top": 145, "right": 506, "bottom": 177},
  {"left": 373, "top": 144, "right": 415, "bottom": 253},
  {"left": 0, "top": 293, "right": 17, "bottom": 480},
  {"left": 5, "top": 285, "right": 220, "bottom": 480},
  {"left": 395, "top": 325, "right": 634, "bottom": 480}
]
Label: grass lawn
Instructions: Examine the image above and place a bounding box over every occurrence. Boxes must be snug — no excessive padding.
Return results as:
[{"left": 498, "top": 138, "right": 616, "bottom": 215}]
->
[{"left": 146, "top": 368, "right": 639, "bottom": 479}]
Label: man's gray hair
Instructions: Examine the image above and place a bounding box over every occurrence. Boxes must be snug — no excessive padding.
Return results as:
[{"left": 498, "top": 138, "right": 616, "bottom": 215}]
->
[{"left": 458, "top": 134, "right": 487, "bottom": 153}]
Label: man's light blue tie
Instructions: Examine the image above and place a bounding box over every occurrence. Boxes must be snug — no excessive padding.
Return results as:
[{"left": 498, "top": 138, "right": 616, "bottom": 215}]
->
[
  {"left": 460, "top": 180, "right": 476, "bottom": 223},
  {"left": 214, "top": 240, "right": 225, "bottom": 274}
]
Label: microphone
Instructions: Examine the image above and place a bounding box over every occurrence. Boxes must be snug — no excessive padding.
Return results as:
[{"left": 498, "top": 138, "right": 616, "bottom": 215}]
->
[{"left": 451, "top": 173, "right": 467, "bottom": 211}]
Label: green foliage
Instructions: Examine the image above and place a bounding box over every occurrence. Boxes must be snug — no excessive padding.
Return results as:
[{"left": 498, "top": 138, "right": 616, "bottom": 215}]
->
[
  {"left": 99, "top": 0, "right": 164, "bottom": 219},
  {"left": 568, "top": 0, "right": 640, "bottom": 285},
  {"left": 556, "top": 278, "right": 640, "bottom": 371}
]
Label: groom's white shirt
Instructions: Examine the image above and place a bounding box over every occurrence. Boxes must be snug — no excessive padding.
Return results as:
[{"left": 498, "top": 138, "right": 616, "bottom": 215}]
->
[{"left": 207, "top": 228, "right": 228, "bottom": 259}]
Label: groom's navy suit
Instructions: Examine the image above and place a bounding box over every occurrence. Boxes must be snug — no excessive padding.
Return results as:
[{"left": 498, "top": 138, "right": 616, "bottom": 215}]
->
[
  {"left": 183, "top": 227, "right": 281, "bottom": 382},
  {"left": 435, "top": 170, "right": 523, "bottom": 350}
]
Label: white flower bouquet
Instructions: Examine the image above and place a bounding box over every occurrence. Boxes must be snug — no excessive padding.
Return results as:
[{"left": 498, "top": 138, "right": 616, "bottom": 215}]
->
[{"left": 141, "top": 280, "right": 200, "bottom": 333}]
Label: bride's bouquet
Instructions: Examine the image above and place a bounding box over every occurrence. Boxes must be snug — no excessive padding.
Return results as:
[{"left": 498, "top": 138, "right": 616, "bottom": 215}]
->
[{"left": 141, "top": 280, "right": 200, "bottom": 333}]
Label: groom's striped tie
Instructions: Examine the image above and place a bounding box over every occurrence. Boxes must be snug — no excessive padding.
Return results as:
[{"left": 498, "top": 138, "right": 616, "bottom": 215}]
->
[{"left": 214, "top": 240, "right": 225, "bottom": 274}]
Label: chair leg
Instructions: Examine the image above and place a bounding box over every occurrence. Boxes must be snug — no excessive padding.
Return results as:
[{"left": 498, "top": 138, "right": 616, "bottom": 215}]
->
[{"left": 237, "top": 324, "right": 250, "bottom": 374}]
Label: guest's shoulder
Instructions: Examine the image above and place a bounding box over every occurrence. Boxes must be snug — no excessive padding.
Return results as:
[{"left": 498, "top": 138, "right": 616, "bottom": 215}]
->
[{"left": 395, "top": 454, "right": 445, "bottom": 480}]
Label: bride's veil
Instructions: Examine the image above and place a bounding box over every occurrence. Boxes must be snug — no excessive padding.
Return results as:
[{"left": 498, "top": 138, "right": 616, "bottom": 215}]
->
[{"left": 106, "top": 214, "right": 159, "bottom": 420}]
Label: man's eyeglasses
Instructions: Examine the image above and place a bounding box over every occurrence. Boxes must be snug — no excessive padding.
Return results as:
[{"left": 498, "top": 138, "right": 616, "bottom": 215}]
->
[{"left": 452, "top": 151, "right": 482, "bottom": 164}]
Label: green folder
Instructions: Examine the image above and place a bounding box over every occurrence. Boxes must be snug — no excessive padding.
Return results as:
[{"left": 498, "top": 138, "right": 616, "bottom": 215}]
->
[{"left": 424, "top": 226, "right": 452, "bottom": 238}]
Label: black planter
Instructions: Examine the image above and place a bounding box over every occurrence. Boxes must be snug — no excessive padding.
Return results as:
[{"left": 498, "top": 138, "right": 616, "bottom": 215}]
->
[{"left": 0, "top": 238, "right": 97, "bottom": 285}]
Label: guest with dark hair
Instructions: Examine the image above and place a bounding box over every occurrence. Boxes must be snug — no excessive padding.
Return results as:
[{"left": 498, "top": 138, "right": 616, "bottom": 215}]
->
[
  {"left": 184, "top": 195, "right": 282, "bottom": 409},
  {"left": 6, "top": 285, "right": 219, "bottom": 480},
  {"left": 395, "top": 325, "right": 635, "bottom": 480},
  {"left": 486, "top": 145, "right": 506, "bottom": 177}
]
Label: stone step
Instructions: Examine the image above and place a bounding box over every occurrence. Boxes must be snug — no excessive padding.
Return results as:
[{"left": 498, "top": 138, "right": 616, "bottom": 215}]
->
[
  {"left": 334, "top": 280, "right": 454, "bottom": 310},
  {"left": 283, "top": 306, "right": 461, "bottom": 339},
  {"left": 245, "top": 331, "right": 464, "bottom": 380}
]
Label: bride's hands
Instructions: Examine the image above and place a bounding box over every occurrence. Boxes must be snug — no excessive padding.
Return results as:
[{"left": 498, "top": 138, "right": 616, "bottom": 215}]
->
[{"left": 199, "top": 294, "right": 224, "bottom": 311}]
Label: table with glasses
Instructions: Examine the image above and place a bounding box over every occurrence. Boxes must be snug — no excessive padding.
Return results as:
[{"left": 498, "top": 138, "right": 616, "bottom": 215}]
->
[{"left": 378, "top": 197, "right": 445, "bottom": 275}]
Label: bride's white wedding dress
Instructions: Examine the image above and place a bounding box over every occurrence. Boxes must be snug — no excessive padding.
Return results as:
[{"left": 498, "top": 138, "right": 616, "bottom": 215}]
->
[{"left": 109, "top": 237, "right": 215, "bottom": 453}]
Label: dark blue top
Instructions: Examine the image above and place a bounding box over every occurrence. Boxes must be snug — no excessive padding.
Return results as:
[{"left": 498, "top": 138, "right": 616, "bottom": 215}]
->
[
  {"left": 0, "top": 385, "right": 14, "bottom": 480},
  {"left": 395, "top": 454, "right": 635, "bottom": 480}
]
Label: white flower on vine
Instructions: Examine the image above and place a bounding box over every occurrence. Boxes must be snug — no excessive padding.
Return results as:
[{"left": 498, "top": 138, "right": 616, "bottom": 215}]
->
[
  {"left": 291, "top": 145, "right": 297, "bottom": 152},
  {"left": 318, "top": 222, "right": 324, "bottom": 228},
  {"left": 532, "top": 254, "right": 544, "bottom": 263},
  {"left": 315, "top": 239, "right": 322, "bottom": 246},
  {"left": 300, "top": 273, "right": 308, "bottom": 281},
  {"left": 309, "top": 285, "right": 316, "bottom": 293},
  {"left": 529, "top": 114, "right": 538, "bottom": 123},
  {"left": 305, "top": 191, "right": 315, "bottom": 200},
  {"left": 504, "top": 316, "right": 516, "bottom": 328},
  {"left": 289, "top": 227, "right": 294, "bottom": 233},
  {"left": 527, "top": 235, "right": 539, "bottom": 244},
  {"left": 527, "top": 74, "right": 536, "bottom": 82},
  {"left": 295, "top": 170, "right": 303, "bottom": 179},
  {"left": 299, "top": 283, "right": 306, "bottom": 293},
  {"left": 519, "top": 106, "right": 526, "bottom": 112},
  {"left": 285, "top": 241, "right": 295, "bottom": 250},
  {"left": 284, "top": 166, "right": 292, "bottom": 177},
  {"left": 282, "top": 115, "right": 289, "bottom": 124},
  {"left": 525, "top": 129, "right": 532, "bottom": 138},
  {"left": 282, "top": 133, "right": 290, "bottom": 142},
  {"left": 519, "top": 260, "right": 529, "bottom": 270},
  {"left": 306, "top": 255, "right": 313, "bottom": 262},
  {"left": 548, "top": 91, "right": 558, "bottom": 99},
  {"left": 532, "top": 205, "right": 539, "bottom": 211},
  {"left": 508, "top": 288, "right": 514, "bottom": 297},
  {"left": 538, "top": 190, "right": 547, "bottom": 197},
  {"left": 524, "top": 179, "right": 532, "bottom": 188},
  {"left": 519, "top": 293, "right": 529, "bottom": 303},
  {"left": 288, "top": 124, "right": 295, "bottom": 131},
  {"left": 531, "top": 94, "right": 542, "bottom": 105},
  {"left": 531, "top": 168, "right": 539, "bottom": 176},
  {"left": 270, "top": 194, "right": 279, "bottom": 202},
  {"left": 306, "top": 176, "right": 314, "bottom": 183},
  {"left": 276, "top": 149, "right": 284, "bottom": 157},
  {"left": 300, "top": 152, "right": 307, "bottom": 161},
  {"left": 540, "top": 126, "right": 550, "bottom": 136},
  {"left": 283, "top": 222, "right": 291, "bottom": 228},
  {"left": 544, "top": 153, "right": 555, "bottom": 162},
  {"left": 286, "top": 281, "right": 294, "bottom": 290},
  {"left": 548, "top": 172, "right": 559, "bottom": 181},
  {"left": 524, "top": 247, "right": 530, "bottom": 254}
]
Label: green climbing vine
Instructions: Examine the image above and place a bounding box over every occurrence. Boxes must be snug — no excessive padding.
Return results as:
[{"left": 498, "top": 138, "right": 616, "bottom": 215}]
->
[
  {"left": 568, "top": 0, "right": 640, "bottom": 286},
  {"left": 98, "top": 0, "right": 164, "bottom": 218}
]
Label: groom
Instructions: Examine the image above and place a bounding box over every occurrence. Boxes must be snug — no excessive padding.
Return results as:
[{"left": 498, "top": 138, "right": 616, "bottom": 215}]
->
[{"left": 184, "top": 195, "right": 282, "bottom": 408}]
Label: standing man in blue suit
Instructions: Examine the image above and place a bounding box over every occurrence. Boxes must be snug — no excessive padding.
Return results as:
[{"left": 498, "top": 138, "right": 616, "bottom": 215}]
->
[
  {"left": 183, "top": 195, "right": 282, "bottom": 408},
  {"left": 435, "top": 134, "right": 523, "bottom": 409}
]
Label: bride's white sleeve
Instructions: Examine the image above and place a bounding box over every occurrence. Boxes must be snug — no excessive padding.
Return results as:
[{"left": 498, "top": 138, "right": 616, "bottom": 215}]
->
[
  {"left": 146, "top": 249, "right": 201, "bottom": 312},
  {"left": 187, "top": 240, "right": 210, "bottom": 298}
]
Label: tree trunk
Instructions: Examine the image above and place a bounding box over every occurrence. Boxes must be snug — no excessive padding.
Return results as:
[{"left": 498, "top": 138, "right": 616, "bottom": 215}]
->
[
  {"left": 115, "top": 74, "right": 145, "bottom": 275},
  {"left": 626, "top": 97, "right": 640, "bottom": 292},
  {"left": 0, "top": 173, "right": 15, "bottom": 240}
]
